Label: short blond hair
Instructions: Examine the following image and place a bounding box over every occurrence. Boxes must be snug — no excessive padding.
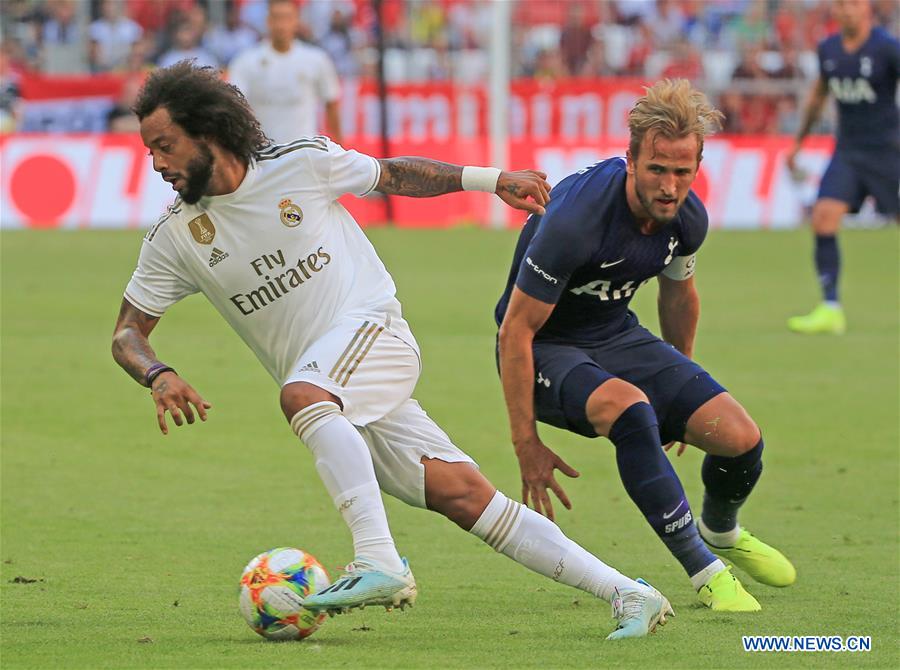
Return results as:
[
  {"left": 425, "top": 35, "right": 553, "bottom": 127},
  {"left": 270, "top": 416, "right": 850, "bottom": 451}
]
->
[{"left": 628, "top": 79, "right": 723, "bottom": 162}]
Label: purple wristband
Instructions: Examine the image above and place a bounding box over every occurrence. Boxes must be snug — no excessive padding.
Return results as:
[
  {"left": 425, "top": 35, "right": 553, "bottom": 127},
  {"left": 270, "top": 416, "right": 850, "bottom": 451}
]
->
[{"left": 145, "top": 363, "right": 175, "bottom": 388}]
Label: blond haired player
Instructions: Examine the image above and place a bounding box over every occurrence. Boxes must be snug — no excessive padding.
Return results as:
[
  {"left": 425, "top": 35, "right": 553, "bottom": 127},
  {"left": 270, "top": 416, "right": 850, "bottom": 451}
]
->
[
  {"left": 111, "top": 62, "right": 673, "bottom": 640},
  {"left": 495, "top": 80, "right": 796, "bottom": 612}
]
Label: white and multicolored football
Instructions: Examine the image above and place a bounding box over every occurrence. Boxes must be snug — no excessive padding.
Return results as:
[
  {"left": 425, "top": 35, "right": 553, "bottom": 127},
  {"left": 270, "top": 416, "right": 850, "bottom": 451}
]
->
[{"left": 239, "top": 547, "right": 331, "bottom": 640}]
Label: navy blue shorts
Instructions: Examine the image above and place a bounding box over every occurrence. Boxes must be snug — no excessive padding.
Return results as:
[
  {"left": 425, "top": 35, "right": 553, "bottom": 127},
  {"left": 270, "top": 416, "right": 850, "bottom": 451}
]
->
[
  {"left": 524, "top": 326, "right": 726, "bottom": 444},
  {"left": 818, "top": 148, "right": 900, "bottom": 215}
]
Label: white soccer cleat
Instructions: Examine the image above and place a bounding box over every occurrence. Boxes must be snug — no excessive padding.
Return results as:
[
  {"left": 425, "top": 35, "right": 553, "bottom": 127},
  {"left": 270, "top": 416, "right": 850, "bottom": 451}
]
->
[
  {"left": 302, "top": 557, "right": 417, "bottom": 616},
  {"left": 606, "top": 578, "right": 674, "bottom": 641}
]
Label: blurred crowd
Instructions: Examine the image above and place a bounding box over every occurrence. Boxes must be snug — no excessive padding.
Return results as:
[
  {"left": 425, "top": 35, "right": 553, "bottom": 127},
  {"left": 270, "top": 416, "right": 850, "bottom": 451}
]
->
[{"left": 2, "top": 0, "right": 899, "bottom": 135}]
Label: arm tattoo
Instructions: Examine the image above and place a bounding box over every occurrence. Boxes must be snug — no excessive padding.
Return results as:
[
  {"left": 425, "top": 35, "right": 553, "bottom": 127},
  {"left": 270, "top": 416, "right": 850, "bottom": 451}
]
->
[
  {"left": 111, "top": 299, "right": 162, "bottom": 386},
  {"left": 376, "top": 158, "right": 463, "bottom": 197}
]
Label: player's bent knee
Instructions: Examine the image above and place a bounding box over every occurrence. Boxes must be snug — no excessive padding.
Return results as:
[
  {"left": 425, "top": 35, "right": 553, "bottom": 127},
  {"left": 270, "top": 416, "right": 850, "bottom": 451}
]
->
[
  {"left": 811, "top": 199, "right": 847, "bottom": 235},
  {"left": 585, "top": 379, "right": 649, "bottom": 437},
  {"left": 717, "top": 401, "right": 761, "bottom": 455},
  {"left": 710, "top": 418, "right": 760, "bottom": 456},
  {"left": 732, "top": 419, "right": 762, "bottom": 455},
  {"left": 279, "top": 382, "right": 342, "bottom": 422},
  {"left": 685, "top": 392, "right": 761, "bottom": 456},
  {"left": 422, "top": 458, "right": 495, "bottom": 530}
]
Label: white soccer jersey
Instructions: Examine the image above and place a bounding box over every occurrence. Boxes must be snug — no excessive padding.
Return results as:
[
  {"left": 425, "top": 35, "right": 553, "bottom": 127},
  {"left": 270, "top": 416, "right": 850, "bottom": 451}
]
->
[
  {"left": 125, "top": 138, "right": 407, "bottom": 384},
  {"left": 228, "top": 40, "right": 340, "bottom": 143}
]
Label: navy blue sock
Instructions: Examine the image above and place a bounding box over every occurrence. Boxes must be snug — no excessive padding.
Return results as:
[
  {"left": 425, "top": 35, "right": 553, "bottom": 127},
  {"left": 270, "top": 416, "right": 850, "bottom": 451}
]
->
[
  {"left": 814, "top": 234, "right": 840, "bottom": 302},
  {"left": 610, "top": 402, "right": 717, "bottom": 577},
  {"left": 701, "top": 439, "right": 764, "bottom": 534}
]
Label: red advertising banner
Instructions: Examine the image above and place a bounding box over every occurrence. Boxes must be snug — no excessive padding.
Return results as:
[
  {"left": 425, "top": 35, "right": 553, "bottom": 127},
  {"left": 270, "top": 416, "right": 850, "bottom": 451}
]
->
[
  {"left": 1, "top": 132, "right": 834, "bottom": 230},
  {"left": 339, "top": 79, "right": 647, "bottom": 142},
  {"left": 3, "top": 75, "right": 836, "bottom": 229},
  {"left": 15, "top": 74, "right": 647, "bottom": 140},
  {"left": 17, "top": 73, "right": 135, "bottom": 133}
]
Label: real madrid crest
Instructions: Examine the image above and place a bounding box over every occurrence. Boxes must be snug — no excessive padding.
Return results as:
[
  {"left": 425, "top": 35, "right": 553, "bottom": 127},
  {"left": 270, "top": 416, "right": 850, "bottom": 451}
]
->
[
  {"left": 279, "top": 198, "right": 303, "bottom": 228},
  {"left": 188, "top": 213, "right": 216, "bottom": 244}
]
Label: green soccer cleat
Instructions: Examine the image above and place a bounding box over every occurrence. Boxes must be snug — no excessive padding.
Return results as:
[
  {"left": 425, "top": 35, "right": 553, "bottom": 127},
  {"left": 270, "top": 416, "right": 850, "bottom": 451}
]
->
[
  {"left": 606, "top": 578, "right": 674, "bottom": 640},
  {"left": 703, "top": 528, "right": 796, "bottom": 587},
  {"left": 787, "top": 303, "right": 846, "bottom": 335},
  {"left": 697, "top": 567, "right": 761, "bottom": 612},
  {"left": 302, "top": 557, "right": 417, "bottom": 616}
]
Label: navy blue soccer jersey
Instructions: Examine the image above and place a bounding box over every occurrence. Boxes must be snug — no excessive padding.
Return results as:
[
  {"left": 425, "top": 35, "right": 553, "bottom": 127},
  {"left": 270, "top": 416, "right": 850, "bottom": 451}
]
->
[
  {"left": 494, "top": 158, "right": 708, "bottom": 346},
  {"left": 818, "top": 26, "right": 900, "bottom": 151}
]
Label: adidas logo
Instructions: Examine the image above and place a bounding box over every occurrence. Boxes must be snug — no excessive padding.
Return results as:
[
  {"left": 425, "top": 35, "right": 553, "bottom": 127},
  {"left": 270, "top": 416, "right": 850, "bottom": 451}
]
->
[
  {"left": 208, "top": 247, "right": 230, "bottom": 267},
  {"left": 298, "top": 361, "right": 320, "bottom": 373}
]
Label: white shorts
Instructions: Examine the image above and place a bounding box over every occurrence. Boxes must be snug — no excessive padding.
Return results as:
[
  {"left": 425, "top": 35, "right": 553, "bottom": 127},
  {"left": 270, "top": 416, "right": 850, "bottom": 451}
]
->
[
  {"left": 285, "top": 313, "right": 421, "bottom": 426},
  {"left": 284, "top": 313, "right": 476, "bottom": 508},
  {"left": 358, "top": 399, "right": 476, "bottom": 508}
]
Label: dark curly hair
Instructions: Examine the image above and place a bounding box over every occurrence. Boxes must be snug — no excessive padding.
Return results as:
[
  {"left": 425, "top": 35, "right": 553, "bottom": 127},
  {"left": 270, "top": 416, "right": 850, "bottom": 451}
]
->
[{"left": 133, "top": 60, "right": 270, "bottom": 162}]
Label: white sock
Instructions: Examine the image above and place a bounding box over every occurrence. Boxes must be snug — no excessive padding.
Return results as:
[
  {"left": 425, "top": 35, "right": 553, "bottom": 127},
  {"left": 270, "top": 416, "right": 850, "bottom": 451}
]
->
[
  {"left": 689, "top": 558, "right": 728, "bottom": 591},
  {"left": 469, "top": 491, "right": 639, "bottom": 602},
  {"left": 698, "top": 518, "right": 742, "bottom": 549},
  {"left": 291, "top": 401, "right": 403, "bottom": 573}
]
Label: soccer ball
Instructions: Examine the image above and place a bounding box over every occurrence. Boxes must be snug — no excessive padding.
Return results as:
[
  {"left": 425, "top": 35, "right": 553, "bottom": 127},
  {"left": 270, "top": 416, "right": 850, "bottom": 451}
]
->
[{"left": 239, "top": 547, "right": 331, "bottom": 640}]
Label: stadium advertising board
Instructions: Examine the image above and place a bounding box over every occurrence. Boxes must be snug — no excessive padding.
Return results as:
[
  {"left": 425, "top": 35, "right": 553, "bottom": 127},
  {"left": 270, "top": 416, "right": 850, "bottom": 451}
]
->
[{"left": 3, "top": 75, "right": 833, "bottom": 229}]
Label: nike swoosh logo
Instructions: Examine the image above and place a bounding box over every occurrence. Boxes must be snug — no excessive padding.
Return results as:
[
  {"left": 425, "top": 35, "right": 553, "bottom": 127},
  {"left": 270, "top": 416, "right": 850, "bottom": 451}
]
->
[
  {"left": 600, "top": 258, "right": 625, "bottom": 268},
  {"left": 662, "top": 501, "right": 684, "bottom": 520}
]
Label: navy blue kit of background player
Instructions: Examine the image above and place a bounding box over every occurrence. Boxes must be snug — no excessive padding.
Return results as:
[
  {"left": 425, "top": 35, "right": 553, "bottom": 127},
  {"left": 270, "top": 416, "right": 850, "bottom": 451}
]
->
[
  {"left": 787, "top": 0, "right": 899, "bottom": 334},
  {"left": 817, "top": 26, "right": 899, "bottom": 214},
  {"left": 495, "top": 80, "right": 796, "bottom": 611}
]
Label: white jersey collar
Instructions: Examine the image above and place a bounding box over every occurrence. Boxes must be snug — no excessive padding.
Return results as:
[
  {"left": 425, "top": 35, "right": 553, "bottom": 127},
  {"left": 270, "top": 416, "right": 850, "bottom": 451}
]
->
[{"left": 200, "top": 160, "right": 258, "bottom": 207}]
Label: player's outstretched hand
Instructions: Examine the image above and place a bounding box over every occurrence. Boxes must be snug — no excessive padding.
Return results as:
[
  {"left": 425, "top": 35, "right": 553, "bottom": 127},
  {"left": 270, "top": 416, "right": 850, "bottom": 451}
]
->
[
  {"left": 514, "top": 437, "right": 579, "bottom": 521},
  {"left": 150, "top": 371, "right": 212, "bottom": 435},
  {"left": 496, "top": 170, "right": 552, "bottom": 216},
  {"left": 663, "top": 441, "right": 688, "bottom": 457}
]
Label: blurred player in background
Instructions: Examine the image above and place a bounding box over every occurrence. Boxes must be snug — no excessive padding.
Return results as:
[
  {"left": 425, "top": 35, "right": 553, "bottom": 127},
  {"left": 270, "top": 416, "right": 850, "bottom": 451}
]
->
[
  {"left": 229, "top": 0, "right": 342, "bottom": 144},
  {"left": 111, "top": 62, "right": 674, "bottom": 640},
  {"left": 786, "top": 0, "right": 899, "bottom": 335},
  {"left": 496, "top": 79, "right": 796, "bottom": 613}
]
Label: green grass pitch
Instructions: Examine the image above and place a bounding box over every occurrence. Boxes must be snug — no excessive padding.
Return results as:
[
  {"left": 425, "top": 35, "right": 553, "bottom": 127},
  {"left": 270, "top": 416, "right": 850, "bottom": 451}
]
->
[{"left": 1, "top": 226, "right": 897, "bottom": 669}]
